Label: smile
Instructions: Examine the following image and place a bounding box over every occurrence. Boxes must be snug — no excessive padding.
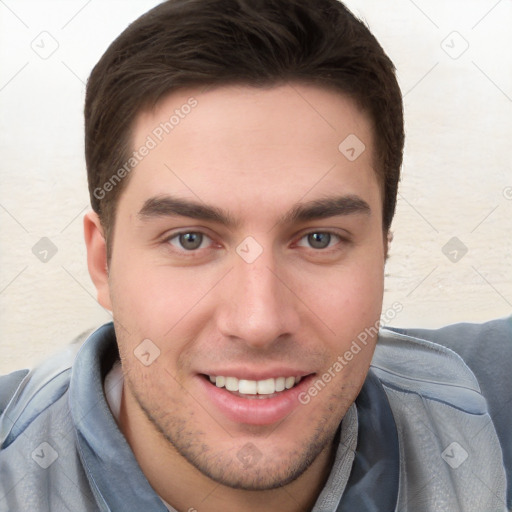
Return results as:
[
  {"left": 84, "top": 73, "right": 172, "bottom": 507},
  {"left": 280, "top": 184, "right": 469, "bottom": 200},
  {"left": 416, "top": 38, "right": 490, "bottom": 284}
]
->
[
  {"left": 198, "top": 373, "right": 315, "bottom": 425},
  {"left": 207, "top": 375, "right": 302, "bottom": 397}
]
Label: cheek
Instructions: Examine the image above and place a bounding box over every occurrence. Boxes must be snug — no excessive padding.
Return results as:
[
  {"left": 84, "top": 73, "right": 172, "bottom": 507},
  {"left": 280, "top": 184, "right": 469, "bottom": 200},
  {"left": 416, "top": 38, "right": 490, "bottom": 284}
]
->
[
  {"left": 299, "top": 248, "right": 385, "bottom": 368},
  {"left": 307, "top": 253, "right": 384, "bottom": 325},
  {"left": 108, "top": 251, "right": 221, "bottom": 345},
  {"left": 108, "top": 250, "right": 176, "bottom": 338},
  {"left": 345, "top": 256, "right": 384, "bottom": 316}
]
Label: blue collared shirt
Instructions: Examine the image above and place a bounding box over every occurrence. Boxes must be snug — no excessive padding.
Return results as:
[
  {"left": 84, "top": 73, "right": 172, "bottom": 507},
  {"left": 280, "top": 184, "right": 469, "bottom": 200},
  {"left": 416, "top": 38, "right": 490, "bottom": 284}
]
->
[{"left": 1, "top": 317, "right": 510, "bottom": 511}]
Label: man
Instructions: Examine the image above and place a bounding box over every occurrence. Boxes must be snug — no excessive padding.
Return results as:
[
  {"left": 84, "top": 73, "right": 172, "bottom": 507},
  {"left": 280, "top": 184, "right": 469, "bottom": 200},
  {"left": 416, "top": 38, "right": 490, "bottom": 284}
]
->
[{"left": 0, "top": 0, "right": 510, "bottom": 511}]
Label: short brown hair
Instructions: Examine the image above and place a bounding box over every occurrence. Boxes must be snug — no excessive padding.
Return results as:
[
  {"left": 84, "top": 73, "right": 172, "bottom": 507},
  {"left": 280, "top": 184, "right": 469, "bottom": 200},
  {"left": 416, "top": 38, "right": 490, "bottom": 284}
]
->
[{"left": 85, "top": 0, "right": 404, "bottom": 256}]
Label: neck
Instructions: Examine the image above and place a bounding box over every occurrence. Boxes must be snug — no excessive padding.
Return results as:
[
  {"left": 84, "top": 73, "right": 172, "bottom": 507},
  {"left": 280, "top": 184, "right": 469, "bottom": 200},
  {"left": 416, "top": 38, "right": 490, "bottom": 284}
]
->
[{"left": 119, "top": 384, "right": 337, "bottom": 512}]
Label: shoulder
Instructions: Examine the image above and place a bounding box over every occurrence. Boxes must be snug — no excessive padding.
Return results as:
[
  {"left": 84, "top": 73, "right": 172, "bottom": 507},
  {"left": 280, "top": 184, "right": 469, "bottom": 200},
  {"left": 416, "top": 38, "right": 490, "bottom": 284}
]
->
[
  {"left": 0, "top": 383, "right": 97, "bottom": 511},
  {"left": 382, "top": 317, "right": 512, "bottom": 438},
  {"left": 374, "top": 320, "right": 511, "bottom": 510},
  {"left": 0, "top": 328, "right": 94, "bottom": 449},
  {"left": 373, "top": 327, "right": 486, "bottom": 412},
  {"left": 386, "top": 316, "right": 512, "bottom": 367},
  {"left": 0, "top": 328, "right": 103, "bottom": 511}
]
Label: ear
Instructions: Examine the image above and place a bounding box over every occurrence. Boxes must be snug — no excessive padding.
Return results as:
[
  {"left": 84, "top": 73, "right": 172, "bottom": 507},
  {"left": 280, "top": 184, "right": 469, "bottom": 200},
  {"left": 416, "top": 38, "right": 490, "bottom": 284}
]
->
[{"left": 83, "top": 210, "right": 112, "bottom": 311}]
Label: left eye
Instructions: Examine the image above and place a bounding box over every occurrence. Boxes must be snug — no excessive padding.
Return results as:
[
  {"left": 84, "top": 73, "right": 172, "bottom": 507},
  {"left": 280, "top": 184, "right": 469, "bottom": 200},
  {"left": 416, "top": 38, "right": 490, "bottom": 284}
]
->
[
  {"left": 297, "top": 232, "right": 340, "bottom": 250},
  {"left": 168, "top": 232, "right": 212, "bottom": 251}
]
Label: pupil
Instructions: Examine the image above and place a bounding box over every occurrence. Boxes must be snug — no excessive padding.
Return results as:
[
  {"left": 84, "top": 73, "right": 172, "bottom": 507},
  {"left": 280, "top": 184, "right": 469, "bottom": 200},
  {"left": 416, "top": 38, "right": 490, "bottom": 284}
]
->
[
  {"left": 308, "top": 233, "right": 330, "bottom": 249},
  {"left": 180, "top": 233, "right": 202, "bottom": 250}
]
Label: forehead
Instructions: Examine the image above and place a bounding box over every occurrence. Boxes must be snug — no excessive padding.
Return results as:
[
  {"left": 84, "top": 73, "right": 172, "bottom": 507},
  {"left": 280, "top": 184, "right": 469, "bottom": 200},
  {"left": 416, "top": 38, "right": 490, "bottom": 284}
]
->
[{"left": 124, "top": 83, "right": 380, "bottom": 221}]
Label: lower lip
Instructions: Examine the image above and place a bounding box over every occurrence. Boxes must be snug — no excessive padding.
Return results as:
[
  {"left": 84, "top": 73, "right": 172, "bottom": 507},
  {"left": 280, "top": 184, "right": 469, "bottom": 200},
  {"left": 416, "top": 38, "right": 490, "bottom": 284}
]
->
[{"left": 197, "top": 375, "right": 314, "bottom": 426}]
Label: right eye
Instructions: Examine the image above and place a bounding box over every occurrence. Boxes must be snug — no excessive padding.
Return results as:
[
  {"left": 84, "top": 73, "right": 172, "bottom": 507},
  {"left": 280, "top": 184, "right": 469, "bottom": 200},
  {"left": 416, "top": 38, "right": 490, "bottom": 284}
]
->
[{"left": 166, "top": 231, "right": 213, "bottom": 251}]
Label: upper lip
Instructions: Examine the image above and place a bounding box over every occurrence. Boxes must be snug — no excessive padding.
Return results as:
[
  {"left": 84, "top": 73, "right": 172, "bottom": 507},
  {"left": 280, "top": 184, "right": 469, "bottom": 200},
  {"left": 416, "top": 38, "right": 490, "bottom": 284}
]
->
[{"left": 199, "top": 368, "right": 314, "bottom": 380}]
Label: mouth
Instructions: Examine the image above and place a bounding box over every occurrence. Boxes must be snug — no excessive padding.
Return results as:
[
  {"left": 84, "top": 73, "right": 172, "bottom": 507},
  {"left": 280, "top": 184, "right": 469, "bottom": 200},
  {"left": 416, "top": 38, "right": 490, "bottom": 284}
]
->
[
  {"left": 202, "top": 374, "right": 304, "bottom": 399},
  {"left": 197, "top": 372, "right": 315, "bottom": 425}
]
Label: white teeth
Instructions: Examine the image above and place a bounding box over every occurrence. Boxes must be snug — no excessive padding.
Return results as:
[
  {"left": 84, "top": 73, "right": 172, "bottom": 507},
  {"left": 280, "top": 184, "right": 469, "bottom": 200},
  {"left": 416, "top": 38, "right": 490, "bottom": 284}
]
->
[
  {"left": 239, "top": 379, "right": 258, "bottom": 394},
  {"left": 257, "top": 378, "right": 275, "bottom": 395},
  {"left": 225, "top": 377, "right": 239, "bottom": 392},
  {"left": 275, "top": 377, "right": 285, "bottom": 392},
  {"left": 208, "top": 375, "right": 302, "bottom": 395}
]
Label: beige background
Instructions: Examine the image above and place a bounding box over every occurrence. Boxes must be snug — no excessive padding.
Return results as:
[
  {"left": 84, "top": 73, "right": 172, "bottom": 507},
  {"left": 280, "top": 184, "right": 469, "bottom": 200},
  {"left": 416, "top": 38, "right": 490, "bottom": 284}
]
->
[{"left": 1, "top": 0, "right": 511, "bottom": 374}]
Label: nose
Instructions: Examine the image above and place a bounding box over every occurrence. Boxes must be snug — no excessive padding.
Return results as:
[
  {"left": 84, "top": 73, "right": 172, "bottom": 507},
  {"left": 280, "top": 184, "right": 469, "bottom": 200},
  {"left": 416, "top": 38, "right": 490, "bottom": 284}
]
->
[{"left": 215, "top": 248, "right": 300, "bottom": 349}]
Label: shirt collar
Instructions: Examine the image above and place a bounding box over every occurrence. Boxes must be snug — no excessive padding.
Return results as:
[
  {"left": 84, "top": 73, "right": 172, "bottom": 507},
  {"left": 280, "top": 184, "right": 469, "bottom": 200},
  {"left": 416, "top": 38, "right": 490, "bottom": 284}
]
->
[
  {"left": 69, "top": 322, "right": 169, "bottom": 511},
  {"left": 336, "top": 368, "right": 400, "bottom": 511}
]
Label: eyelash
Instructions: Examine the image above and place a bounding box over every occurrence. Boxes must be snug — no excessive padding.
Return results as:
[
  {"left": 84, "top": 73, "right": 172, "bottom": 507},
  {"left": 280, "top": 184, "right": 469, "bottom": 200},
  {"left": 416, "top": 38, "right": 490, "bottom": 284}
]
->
[{"left": 162, "top": 230, "right": 348, "bottom": 255}]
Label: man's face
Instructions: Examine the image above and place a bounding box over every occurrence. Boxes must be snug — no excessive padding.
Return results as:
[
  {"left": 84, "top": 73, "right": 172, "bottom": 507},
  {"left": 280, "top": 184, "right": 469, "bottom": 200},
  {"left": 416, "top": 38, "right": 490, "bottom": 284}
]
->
[{"left": 105, "top": 84, "right": 385, "bottom": 489}]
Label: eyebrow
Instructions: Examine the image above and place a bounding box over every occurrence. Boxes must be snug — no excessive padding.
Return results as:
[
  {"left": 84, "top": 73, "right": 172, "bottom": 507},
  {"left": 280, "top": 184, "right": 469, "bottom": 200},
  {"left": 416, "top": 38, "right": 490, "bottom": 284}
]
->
[
  {"left": 137, "top": 194, "right": 371, "bottom": 227},
  {"left": 138, "top": 195, "right": 238, "bottom": 227},
  {"left": 281, "top": 195, "right": 371, "bottom": 224}
]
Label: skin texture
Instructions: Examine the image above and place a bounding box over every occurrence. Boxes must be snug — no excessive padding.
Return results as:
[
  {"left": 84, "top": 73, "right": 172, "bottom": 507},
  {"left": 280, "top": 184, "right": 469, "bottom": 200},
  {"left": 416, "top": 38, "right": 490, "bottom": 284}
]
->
[{"left": 84, "top": 83, "right": 387, "bottom": 512}]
